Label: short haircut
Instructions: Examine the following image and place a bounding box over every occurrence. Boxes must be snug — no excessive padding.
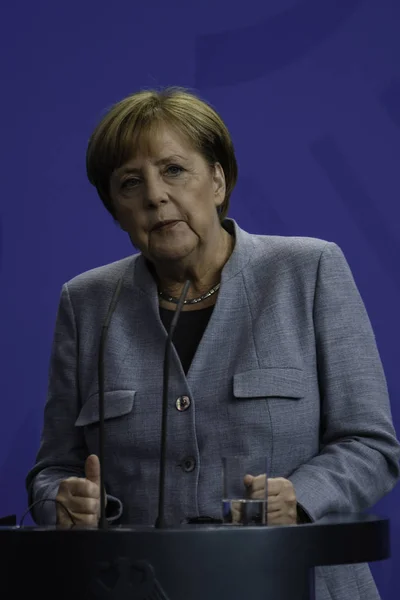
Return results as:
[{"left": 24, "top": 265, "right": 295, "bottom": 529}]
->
[{"left": 86, "top": 86, "right": 238, "bottom": 220}]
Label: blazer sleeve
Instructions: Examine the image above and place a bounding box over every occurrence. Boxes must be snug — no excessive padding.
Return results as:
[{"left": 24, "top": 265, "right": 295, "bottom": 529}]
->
[
  {"left": 25, "top": 283, "right": 122, "bottom": 525},
  {"left": 288, "top": 242, "right": 400, "bottom": 521}
]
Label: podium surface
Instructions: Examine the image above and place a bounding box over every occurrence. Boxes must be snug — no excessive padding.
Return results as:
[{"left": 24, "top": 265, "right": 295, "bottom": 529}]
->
[{"left": 0, "top": 513, "right": 389, "bottom": 599}]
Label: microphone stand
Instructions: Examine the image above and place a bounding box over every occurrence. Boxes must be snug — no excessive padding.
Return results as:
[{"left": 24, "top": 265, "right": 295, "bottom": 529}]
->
[
  {"left": 97, "top": 277, "right": 123, "bottom": 529},
  {"left": 156, "top": 280, "right": 191, "bottom": 529}
]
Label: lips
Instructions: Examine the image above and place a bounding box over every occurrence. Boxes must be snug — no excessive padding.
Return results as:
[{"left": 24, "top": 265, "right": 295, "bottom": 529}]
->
[{"left": 151, "top": 220, "right": 180, "bottom": 232}]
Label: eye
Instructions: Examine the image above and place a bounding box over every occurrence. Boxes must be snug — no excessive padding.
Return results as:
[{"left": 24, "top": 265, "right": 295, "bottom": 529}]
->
[
  {"left": 166, "top": 165, "right": 184, "bottom": 176},
  {"left": 120, "top": 178, "right": 139, "bottom": 190}
]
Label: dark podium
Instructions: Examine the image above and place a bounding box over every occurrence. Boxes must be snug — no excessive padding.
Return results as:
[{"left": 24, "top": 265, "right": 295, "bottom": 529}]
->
[{"left": 0, "top": 513, "right": 389, "bottom": 599}]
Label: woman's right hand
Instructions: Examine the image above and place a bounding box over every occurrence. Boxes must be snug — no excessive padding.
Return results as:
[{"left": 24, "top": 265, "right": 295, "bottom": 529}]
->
[{"left": 55, "top": 454, "right": 105, "bottom": 526}]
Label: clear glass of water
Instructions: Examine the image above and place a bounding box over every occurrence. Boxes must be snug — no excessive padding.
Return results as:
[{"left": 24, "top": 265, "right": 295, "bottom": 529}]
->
[{"left": 222, "top": 455, "right": 268, "bottom": 526}]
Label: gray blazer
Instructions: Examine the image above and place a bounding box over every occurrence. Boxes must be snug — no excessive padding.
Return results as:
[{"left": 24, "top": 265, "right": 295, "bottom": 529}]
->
[{"left": 26, "top": 218, "right": 400, "bottom": 600}]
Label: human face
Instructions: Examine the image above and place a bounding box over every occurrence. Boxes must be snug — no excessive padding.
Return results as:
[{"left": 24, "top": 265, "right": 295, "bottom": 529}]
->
[{"left": 109, "top": 124, "right": 226, "bottom": 263}]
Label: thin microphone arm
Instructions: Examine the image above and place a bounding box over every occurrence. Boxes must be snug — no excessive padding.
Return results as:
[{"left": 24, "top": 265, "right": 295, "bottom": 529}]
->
[
  {"left": 156, "top": 280, "right": 191, "bottom": 529},
  {"left": 98, "top": 277, "right": 123, "bottom": 529}
]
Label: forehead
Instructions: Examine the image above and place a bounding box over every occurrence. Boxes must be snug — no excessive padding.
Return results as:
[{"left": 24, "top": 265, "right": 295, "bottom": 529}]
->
[{"left": 127, "top": 122, "right": 197, "bottom": 162}]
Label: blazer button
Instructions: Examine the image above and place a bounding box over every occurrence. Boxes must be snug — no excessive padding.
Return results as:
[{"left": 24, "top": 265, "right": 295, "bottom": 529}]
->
[
  {"left": 182, "top": 457, "right": 196, "bottom": 472},
  {"left": 175, "top": 395, "right": 191, "bottom": 412}
]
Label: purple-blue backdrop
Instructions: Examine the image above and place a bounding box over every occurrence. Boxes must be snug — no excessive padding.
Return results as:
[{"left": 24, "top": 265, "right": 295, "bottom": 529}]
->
[{"left": 1, "top": 1, "right": 399, "bottom": 597}]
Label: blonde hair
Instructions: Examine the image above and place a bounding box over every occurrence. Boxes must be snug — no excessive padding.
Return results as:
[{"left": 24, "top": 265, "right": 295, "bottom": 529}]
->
[{"left": 86, "top": 86, "right": 238, "bottom": 220}]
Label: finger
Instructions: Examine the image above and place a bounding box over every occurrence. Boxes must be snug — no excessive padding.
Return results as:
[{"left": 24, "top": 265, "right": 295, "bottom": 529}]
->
[
  {"left": 266, "top": 499, "right": 282, "bottom": 512},
  {"left": 266, "top": 478, "right": 285, "bottom": 496},
  {"left": 248, "top": 474, "right": 266, "bottom": 493},
  {"left": 68, "top": 478, "right": 100, "bottom": 499},
  {"left": 56, "top": 504, "right": 75, "bottom": 527},
  {"left": 69, "top": 513, "right": 99, "bottom": 527},
  {"left": 267, "top": 512, "right": 285, "bottom": 526},
  {"left": 243, "top": 474, "right": 254, "bottom": 488},
  {"left": 68, "top": 496, "right": 100, "bottom": 515},
  {"left": 268, "top": 511, "right": 297, "bottom": 526},
  {"left": 231, "top": 502, "right": 242, "bottom": 524},
  {"left": 270, "top": 479, "right": 297, "bottom": 505},
  {"left": 57, "top": 477, "right": 81, "bottom": 494},
  {"left": 85, "top": 454, "right": 101, "bottom": 487},
  {"left": 248, "top": 488, "right": 267, "bottom": 501}
]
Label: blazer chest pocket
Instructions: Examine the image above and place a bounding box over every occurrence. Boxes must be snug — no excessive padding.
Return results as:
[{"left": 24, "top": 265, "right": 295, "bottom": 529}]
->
[
  {"left": 233, "top": 368, "right": 305, "bottom": 400},
  {"left": 75, "top": 390, "right": 136, "bottom": 427}
]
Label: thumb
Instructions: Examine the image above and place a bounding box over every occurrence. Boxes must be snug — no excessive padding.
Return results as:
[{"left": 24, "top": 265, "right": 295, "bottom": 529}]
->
[
  {"left": 244, "top": 474, "right": 254, "bottom": 488},
  {"left": 85, "top": 454, "right": 101, "bottom": 487}
]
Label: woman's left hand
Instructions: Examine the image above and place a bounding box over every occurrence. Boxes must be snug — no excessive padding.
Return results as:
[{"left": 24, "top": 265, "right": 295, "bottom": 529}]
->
[{"left": 244, "top": 474, "right": 298, "bottom": 525}]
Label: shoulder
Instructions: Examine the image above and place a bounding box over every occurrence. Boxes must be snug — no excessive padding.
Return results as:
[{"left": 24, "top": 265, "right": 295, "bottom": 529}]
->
[
  {"left": 247, "top": 231, "right": 342, "bottom": 272},
  {"left": 63, "top": 254, "right": 137, "bottom": 298},
  {"left": 239, "top": 232, "right": 355, "bottom": 308}
]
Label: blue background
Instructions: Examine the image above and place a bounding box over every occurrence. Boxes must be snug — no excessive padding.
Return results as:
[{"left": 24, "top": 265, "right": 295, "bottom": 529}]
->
[{"left": 1, "top": 1, "right": 399, "bottom": 597}]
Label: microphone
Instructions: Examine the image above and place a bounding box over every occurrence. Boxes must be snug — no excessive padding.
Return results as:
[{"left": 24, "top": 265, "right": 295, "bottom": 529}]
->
[
  {"left": 156, "top": 280, "right": 191, "bottom": 529},
  {"left": 98, "top": 277, "right": 124, "bottom": 529}
]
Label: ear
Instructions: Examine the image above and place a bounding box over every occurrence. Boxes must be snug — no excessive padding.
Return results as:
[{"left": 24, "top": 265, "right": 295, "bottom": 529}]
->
[{"left": 212, "top": 162, "right": 226, "bottom": 209}]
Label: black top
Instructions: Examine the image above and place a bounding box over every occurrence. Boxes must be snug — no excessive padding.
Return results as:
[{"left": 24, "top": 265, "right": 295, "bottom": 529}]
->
[{"left": 159, "top": 305, "right": 215, "bottom": 374}]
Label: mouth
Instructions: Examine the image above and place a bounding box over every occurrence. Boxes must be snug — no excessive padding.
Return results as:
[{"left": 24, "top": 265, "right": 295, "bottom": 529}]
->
[{"left": 151, "top": 220, "right": 181, "bottom": 232}]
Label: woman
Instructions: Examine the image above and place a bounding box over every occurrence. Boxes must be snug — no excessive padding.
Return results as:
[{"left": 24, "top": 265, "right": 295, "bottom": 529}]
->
[{"left": 26, "top": 87, "right": 400, "bottom": 599}]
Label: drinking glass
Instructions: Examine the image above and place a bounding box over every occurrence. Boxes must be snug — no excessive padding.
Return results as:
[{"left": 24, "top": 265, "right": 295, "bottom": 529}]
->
[{"left": 222, "top": 455, "right": 268, "bottom": 525}]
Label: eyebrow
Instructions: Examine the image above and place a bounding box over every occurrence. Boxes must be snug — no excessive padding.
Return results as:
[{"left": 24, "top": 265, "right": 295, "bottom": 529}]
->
[{"left": 117, "top": 155, "right": 188, "bottom": 175}]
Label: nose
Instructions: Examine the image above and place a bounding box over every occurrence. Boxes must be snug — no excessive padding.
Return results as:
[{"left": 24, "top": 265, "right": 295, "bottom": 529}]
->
[{"left": 143, "top": 173, "right": 168, "bottom": 208}]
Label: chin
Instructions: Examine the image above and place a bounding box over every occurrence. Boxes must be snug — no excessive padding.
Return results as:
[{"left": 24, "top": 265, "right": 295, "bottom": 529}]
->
[{"left": 150, "top": 243, "right": 195, "bottom": 263}]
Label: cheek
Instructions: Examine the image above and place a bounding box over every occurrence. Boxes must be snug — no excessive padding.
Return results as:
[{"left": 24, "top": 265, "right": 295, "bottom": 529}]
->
[
  {"left": 129, "top": 232, "right": 144, "bottom": 251},
  {"left": 115, "top": 195, "right": 134, "bottom": 216},
  {"left": 115, "top": 198, "right": 138, "bottom": 226},
  {"left": 115, "top": 206, "right": 147, "bottom": 243},
  {"left": 128, "top": 229, "right": 151, "bottom": 255},
  {"left": 126, "top": 223, "right": 148, "bottom": 249}
]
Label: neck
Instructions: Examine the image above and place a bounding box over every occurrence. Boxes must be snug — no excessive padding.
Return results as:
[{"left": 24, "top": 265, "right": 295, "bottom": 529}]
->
[{"left": 153, "top": 226, "right": 234, "bottom": 309}]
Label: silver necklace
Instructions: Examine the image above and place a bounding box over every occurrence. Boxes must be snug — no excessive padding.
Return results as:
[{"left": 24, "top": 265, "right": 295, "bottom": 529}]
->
[{"left": 158, "top": 283, "right": 221, "bottom": 305}]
